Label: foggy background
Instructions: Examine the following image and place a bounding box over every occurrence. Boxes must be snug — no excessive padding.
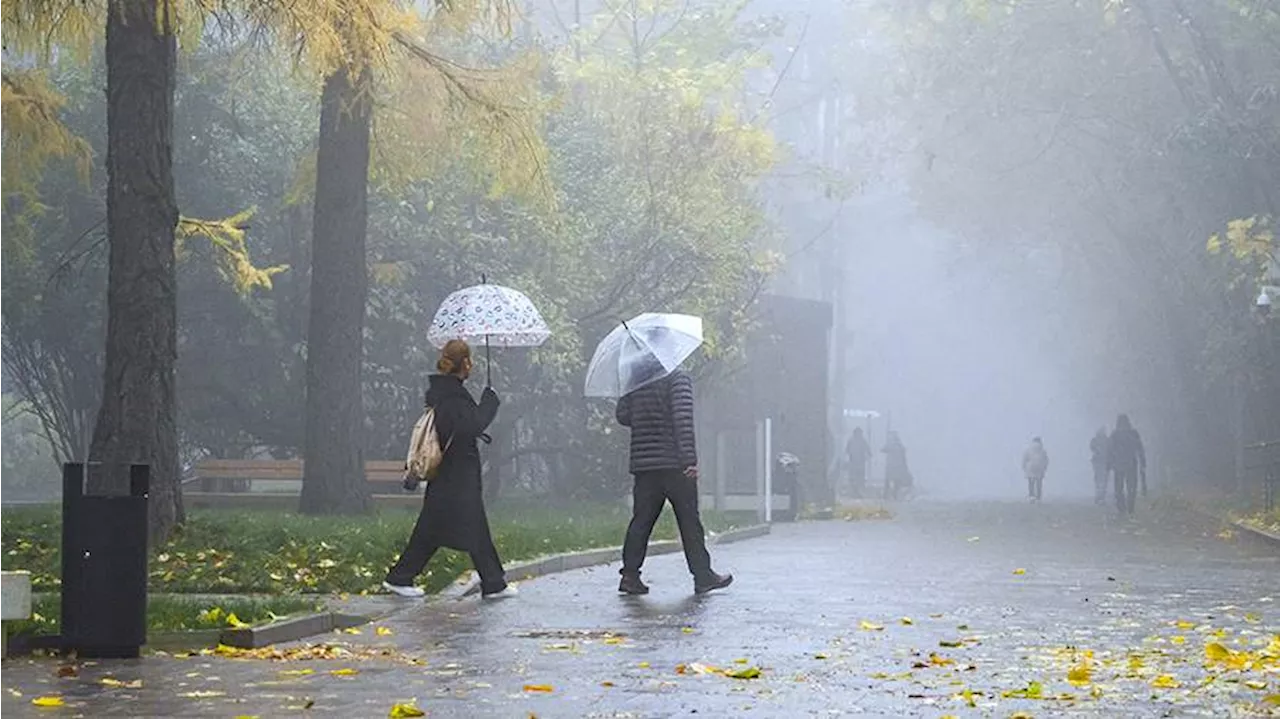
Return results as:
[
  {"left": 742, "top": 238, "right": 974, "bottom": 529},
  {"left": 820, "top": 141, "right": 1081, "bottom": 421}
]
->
[{"left": 4, "top": 0, "right": 1277, "bottom": 507}]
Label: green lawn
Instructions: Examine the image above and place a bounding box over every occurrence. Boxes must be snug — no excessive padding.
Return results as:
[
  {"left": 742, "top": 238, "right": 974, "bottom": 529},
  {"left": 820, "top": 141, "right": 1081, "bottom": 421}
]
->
[{"left": 2, "top": 501, "right": 746, "bottom": 596}]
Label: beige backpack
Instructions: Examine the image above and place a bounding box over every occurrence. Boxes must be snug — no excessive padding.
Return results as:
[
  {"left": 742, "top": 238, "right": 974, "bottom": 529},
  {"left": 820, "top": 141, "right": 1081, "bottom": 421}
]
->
[{"left": 405, "top": 407, "right": 450, "bottom": 482}]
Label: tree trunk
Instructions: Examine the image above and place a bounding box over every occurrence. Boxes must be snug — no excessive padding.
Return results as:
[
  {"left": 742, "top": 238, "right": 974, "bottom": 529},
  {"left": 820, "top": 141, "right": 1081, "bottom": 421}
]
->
[
  {"left": 300, "top": 67, "right": 373, "bottom": 514},
  {"left": 91, "top": 0, "right": 182, "bottom": 544}
]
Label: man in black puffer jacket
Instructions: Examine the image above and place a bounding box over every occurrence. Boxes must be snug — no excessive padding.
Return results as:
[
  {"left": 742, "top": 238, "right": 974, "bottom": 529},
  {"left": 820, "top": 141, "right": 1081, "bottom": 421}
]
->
[{"left": 616, "top": 367, "right": 733, "bottom": 595}]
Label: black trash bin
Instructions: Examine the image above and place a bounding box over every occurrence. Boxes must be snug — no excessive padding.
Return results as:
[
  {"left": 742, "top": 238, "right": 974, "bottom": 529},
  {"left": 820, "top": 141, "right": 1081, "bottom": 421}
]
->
[{"left": 60, "top": 463, "right": 149, "bottom": 659}]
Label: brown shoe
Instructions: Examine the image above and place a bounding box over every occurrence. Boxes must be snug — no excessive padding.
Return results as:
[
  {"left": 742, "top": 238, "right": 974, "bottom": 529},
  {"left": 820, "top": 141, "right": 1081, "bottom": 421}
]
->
[
  {"left": 618, "top": 574, "right": 649, "bottom": 595},
  {"left": 694, "top": 572, "right": 733, "bottom": 595}
]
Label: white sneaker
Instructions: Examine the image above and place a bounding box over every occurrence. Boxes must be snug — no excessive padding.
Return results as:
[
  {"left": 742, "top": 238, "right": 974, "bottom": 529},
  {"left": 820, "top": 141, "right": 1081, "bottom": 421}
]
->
[
  {"left": 383, "top": 581, "right": 425, "bottom": 598},
  {"left": 482, "top": 585, "right": 519, "bottom": 600}
]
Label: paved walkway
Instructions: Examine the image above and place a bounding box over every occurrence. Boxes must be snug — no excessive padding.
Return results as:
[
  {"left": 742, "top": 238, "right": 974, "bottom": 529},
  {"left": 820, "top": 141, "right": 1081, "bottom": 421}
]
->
[{"left": 3, "top": 501, "right": 1277, "bottom": 717}]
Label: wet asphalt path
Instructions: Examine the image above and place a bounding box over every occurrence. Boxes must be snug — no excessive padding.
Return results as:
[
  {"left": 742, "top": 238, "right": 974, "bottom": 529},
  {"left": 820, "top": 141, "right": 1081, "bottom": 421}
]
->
[{"left": 3, "top": 500, "right": 1277, "bottom": 718}]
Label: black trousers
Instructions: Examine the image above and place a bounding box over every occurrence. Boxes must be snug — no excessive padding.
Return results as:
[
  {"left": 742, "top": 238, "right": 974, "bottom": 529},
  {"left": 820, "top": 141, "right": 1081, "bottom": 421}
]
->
[
  {"left": 1115, "top": 468, "right": 1139, "bottom": 515},
  {"left": 386, "top": 515, "right": 508, "bottom": 595},
  {"left": 622, "top": 469, "right": 713, "bottom": 581}
]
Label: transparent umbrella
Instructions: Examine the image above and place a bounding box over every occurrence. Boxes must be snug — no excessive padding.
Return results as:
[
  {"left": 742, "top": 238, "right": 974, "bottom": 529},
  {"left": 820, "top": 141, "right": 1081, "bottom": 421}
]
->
[{"left": 583, "top": 313, "right": 703, "bottom": 398}]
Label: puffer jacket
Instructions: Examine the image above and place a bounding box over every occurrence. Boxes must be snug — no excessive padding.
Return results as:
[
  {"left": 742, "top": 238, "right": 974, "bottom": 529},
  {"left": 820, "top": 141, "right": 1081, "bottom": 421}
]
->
[{"left": 616, "top": 370, "right": 697, "bottom": 474}]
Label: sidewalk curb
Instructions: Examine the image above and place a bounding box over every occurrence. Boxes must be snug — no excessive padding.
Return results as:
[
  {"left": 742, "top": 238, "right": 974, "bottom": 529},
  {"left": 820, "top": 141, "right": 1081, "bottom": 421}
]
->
[
  {"left": 1187, "top": 504, "right": 1280, "bottom": 550},
  {"left": 218, "top": 611, "right": 369, "bottom": 650},
  {"left": 445, "top": 523, "right": 773, "bottom": 599}
]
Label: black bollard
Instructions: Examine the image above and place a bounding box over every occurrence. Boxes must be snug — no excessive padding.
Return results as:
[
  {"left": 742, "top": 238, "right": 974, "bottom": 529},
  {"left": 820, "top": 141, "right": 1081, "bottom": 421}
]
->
[{"left": 60, "top": 463, "right": 149, "bottom": 659}]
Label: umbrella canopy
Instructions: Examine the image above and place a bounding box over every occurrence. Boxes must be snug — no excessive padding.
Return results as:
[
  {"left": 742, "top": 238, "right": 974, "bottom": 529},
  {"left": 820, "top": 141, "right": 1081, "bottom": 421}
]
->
[
  {"left": 583, "top": 313, "right": 703, "bottom": 398},
  {"left": 428, "top": 283, "right": 551, "bottom": 350}
]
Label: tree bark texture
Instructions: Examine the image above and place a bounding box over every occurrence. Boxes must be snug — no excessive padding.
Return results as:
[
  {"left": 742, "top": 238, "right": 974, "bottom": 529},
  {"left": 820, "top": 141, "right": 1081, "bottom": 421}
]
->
[
  {"left": 92, "top": 0, "right": 182, "bottom": 544},
  {"left": 300, "top": 67, "right": 373, "bottom": 514}
]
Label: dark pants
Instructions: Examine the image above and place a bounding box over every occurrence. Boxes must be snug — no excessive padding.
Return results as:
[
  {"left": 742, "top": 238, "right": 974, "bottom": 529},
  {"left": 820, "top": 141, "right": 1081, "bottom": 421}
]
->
[
  {"left": 1115, "top": 468, "right": 1139, "bottom": 515},
  {"left": 1092, "top": 463, "right": 1108, "bottom": 504},
  {"left": 386, "top": 516, "right": 508, "bottom": 595},
  {"left": 1027, "top": 474, "right": 1044, "bottom": 500},
  {"left": 622, "top": 469, "right": 713, "bottom": 581}
]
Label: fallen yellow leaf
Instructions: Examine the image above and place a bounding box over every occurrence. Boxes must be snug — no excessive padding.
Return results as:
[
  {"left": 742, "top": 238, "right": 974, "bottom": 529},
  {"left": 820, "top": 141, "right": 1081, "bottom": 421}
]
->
[
  {"left": 388, "top": 703, "right": 425, "bottom": 718},
  {"left": 929, "top": 653, "right": 954, "bottom": 666},
  {"left": 279, "top": 669, "right": 315, "bottom": 677},
  {"left": 1067, "top": 663, "right": 1091, "bottom": 685},
  {"left": 637, "top": 662, "right": 650, "bottom": 669},
  {"left": 100, "top": 677, "right": 143, "bottom": 688},
  {"left": 600, "top": 681, "right": 615, "bottom": 687},
  {"left": 31, "top": 696, "right": 64, "bottom": 708},
  {"left": 603, "top": 637, "right": 625, "bottom": 645},
  {"left": 814, "top": 653, "right": 829, "bottom": 660},
  {"left": 733, "top": 658, "right": 748, "bottom": 664},
  {"left": 900, "top": 617, "right": 914, "bottom": 626},
  {"left": 1001, "top": 681, "right": 1043, "bottom": 699},
  {"left": 1175, "top": 620, "right": 1197, "bottom": 630},
  {"left": 1151, "top": 674, "right": 1181, "bottom": 689},
  {"left": 1244, "top": 680, "right": 1267, "bottom": 690},
  {"left": 859, "top": 621, "right": 884, "bottom": 631},
  {"left": 725, "top": 666, "right": 762, "bottom": 680},
  {"left": 523, "top": 684, "right": 554, "bottom": 693},
  {"left": 226, "top": 612, "right": 250, "bottom": 629},
  {"left": 682, "top": 627, "right": 695, "bottom": 634},
  {"left": 376, "top": 627, "right": 393, "bottom": 637},
  {"left": 1171, "top": 635, "right": 1186, "bottom": 645},
  {"left": 1264, "top": 694, "right": 1280, "bottom": 706},
  {"left": 1012, "top": 568, "right": 1027, "bottom": 576},
  {"left": 343, "top": 627, "right": 362, "bottom": 635},
  {"left": 330, "top": 668, "right": 360, "bottom": 676}
]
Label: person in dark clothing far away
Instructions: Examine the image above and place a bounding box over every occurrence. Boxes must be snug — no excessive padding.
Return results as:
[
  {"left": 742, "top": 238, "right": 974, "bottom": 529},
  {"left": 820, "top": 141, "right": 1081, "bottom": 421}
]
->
[
  {"left": 615, "top": 364, "right": 732, "bottom": 596},
  {"left": 1108, "top": 414, "right": 1147, "bottom": 517},
  {"left": 846, "top": 427, "right": 871, "bottom": 498},
  {"left": 1090, "top": 427, "right": 1110, "bottom": 505},
  {"left": 882, "top": 431, "right": 913, "bottom": 500},
  {"left": 384, "top": 340, "right": 516, "bottom": 599},
  {"left": 1022, "top": 437, "right": 1049, "bottom": 502}
]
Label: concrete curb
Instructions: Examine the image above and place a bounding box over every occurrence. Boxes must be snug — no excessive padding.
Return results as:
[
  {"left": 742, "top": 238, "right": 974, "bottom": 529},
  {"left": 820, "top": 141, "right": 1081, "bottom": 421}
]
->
[
  {"left": 218, "top": 611, "right": 367, "bottom": 649},
  {"left": 446, "top": 523, "right": 772, "bottom": 599},
  {"left": 1186, "top": 503, "right": 1280, "bottom": 551}
]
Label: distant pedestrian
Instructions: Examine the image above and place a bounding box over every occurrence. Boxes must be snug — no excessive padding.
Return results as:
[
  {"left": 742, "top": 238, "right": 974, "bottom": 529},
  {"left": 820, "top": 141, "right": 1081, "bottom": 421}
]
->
[
  {"left": 1108, "top": 414, "right": 1146, "bottom": 516},
  {"left": 384, "top": 340, "right": 515, "bottom": 600},
  {"left": 882, "top": 431, "right": 913, "bottom": 500},
  {"left": 846, "top": 427, "right": 871, "bottom": 498},
  {"left": 616, "top": 362, "right": 732, "bottom": 596},
  {"left": 1090, "top": 428, "right": 1110, "bottom": 505},
  {"left": 1022, "top": 437, "right": 1049, "bottom": 502}
]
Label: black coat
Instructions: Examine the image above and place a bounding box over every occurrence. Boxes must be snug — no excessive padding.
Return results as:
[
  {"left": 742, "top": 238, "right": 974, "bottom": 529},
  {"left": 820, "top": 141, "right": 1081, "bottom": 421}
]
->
[
  {"left": 417, "top": 374, "right": 499, "bottom": 552},
  {"left": 616, "top": 370, "right": 697, "bottom": 474}
]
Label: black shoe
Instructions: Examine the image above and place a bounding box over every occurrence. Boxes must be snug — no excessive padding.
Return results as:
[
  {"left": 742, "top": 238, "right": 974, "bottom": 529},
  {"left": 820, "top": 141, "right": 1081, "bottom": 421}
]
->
[
  {"left": 618, "top": 574, "right": 649, "bottom": 595},
  {"left": 694, "top": 572, "right": 733, "bottom": 595}
]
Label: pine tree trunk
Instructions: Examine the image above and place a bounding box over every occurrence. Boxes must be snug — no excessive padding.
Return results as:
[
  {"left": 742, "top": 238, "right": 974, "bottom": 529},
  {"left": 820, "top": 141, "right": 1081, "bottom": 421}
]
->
[
  {"left": 91, "top": 0, "right": 182, "bottom": 544},
  {"left": 300, "top": 67, "right": 373, "bottom": 514}
]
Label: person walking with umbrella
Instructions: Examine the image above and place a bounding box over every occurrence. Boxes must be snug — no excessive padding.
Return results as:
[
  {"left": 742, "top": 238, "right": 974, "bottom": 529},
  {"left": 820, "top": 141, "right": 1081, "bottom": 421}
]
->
[
  {"left": 384, "top": 340, "right": 516, "bottom": 599},
  {"left": 384, "top": 279, "right": 550, "bottom": 599},
  {"left": 585, "top": 314, "right": 732, "bottom": 596}
]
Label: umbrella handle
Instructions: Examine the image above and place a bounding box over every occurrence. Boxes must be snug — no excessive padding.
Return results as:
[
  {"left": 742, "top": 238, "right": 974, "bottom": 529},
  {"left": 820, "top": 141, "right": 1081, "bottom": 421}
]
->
[{"left": 485, "top": 334, "right": 492, "bottom": 387}]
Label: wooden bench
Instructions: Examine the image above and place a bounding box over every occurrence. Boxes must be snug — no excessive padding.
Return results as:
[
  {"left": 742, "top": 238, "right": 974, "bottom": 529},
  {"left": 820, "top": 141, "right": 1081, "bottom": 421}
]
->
[{"left": 186, "top": 460, "right": 422, "bottom": 509}]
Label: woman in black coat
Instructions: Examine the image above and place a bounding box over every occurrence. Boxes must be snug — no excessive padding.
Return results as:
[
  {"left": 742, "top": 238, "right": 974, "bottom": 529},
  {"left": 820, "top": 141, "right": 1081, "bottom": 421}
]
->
[{"left": 383, "top": 340, "right": 514, "bottom": 599}]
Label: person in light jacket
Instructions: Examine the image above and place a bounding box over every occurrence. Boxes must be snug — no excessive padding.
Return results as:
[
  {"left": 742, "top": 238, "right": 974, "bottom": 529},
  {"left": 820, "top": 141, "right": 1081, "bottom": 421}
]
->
[
  {"left": 1022, "top": 437, "right": 1049, "bottom": 502},
  {"left": 615, "top": 366, "right": 732, "bottom": 596},
  {"left": 383, "top": 340, "right": 515, "bottom": 600}
]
